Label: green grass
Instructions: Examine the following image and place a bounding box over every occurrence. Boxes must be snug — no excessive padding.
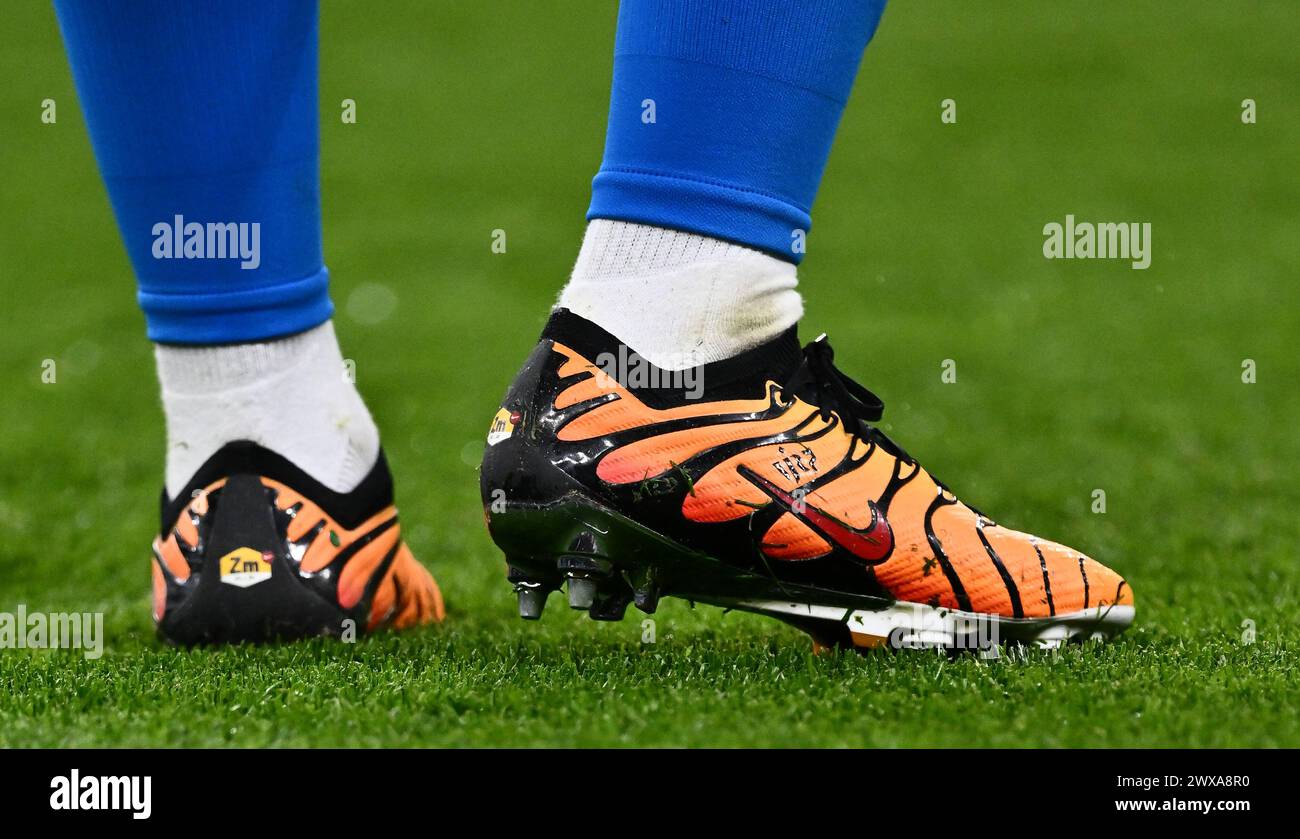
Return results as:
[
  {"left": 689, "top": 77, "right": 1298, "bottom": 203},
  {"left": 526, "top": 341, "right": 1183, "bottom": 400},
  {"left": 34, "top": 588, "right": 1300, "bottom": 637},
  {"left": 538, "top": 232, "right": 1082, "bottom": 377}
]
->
[{"left": 1, "top": 0, "right": 1297, "bottom": 747}]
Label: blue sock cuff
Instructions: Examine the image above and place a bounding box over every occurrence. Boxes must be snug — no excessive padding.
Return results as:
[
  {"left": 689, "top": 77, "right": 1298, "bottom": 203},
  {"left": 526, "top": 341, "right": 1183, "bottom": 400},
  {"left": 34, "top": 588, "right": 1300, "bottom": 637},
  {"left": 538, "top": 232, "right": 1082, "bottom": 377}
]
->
[
  {"left": 140, "top": 267, "right": 332, "bottom": 344},
  {"left": 589, "top": 168, "right": 809, "bottom": 261}
]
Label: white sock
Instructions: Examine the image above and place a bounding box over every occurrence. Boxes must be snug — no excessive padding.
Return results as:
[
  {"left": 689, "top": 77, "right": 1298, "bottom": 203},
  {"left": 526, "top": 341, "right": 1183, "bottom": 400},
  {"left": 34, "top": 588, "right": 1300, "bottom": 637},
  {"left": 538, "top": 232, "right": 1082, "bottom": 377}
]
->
[
  {"left": 557, "top": 220, "right": 803, "bottom": 370},
  {"left": 154, "top": 320, "right": 380, "bottom": 498}
]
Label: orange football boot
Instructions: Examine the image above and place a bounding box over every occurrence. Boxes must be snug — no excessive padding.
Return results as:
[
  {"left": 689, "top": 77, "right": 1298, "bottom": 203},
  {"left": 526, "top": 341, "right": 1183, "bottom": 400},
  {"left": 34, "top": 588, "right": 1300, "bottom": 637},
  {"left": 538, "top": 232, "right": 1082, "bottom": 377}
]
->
[
  {"left": 153, "top": 441, "right": 443, "bottom": 644},
  {"left": 480, "top": 309, "right": 1132, "bottom": 651}
]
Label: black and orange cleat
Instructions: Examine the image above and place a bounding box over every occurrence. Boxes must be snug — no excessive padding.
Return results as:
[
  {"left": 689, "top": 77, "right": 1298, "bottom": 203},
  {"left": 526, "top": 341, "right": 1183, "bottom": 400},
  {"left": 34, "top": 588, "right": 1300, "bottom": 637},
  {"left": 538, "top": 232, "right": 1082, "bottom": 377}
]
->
[
  {"left": 152, "top": 441, "right": 444, "bottom": 645},
  {"left": 480, "top": 310, "right": 1133, "bottom": 652}
]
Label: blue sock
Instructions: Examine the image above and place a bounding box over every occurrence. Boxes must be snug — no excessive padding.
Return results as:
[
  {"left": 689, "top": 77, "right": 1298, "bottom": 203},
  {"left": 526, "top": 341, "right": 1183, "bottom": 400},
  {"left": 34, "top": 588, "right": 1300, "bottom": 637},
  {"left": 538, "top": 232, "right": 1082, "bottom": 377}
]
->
[
  {"left": 54, "top": 0, "right": 328, "bottom": 344},
  {"left": 588, "top": 0, "right": 887, "bottom": 263}
]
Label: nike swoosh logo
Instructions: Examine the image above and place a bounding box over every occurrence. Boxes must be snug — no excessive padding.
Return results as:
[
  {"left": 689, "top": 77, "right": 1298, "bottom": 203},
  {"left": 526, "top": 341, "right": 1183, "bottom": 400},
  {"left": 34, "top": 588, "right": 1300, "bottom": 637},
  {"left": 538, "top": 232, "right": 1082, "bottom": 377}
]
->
[{"left": 739, "top": 466, "right": 894, "bottom": 564}]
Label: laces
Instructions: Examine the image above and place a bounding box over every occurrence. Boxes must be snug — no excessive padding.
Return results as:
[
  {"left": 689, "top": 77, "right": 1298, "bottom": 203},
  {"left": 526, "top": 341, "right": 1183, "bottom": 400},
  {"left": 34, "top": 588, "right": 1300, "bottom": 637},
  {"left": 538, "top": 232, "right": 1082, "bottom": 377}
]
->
[
  {"left": 783, "top": 335, "right": 913, "bottom": 462},
  {"left": 800, "top": 335, "right": 884, "bottom": 426}
]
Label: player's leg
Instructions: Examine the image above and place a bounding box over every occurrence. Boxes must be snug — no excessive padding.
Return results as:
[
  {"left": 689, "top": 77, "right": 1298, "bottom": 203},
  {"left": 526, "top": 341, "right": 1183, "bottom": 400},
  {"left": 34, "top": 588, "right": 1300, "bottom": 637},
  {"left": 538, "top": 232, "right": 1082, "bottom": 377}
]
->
[
  {"left": 557, "top": 0, "right": 886, "bottom": 368},
  {"left": 55, "top": 0, "right": 442, "bottom": 643},
  {"left": 482, "top": 0, "right": 1133, "bottom": 648}
]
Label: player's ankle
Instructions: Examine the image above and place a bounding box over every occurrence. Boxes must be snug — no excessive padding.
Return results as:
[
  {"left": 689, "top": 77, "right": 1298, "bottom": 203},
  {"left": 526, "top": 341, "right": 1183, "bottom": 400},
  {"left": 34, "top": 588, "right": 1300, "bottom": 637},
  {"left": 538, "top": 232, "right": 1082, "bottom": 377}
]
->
[
  {"left": 556, "top": 220, "right": 803, "bottom": 370},
  {"left": 154, "top": 320, "right": 379, "bottom": 498}
]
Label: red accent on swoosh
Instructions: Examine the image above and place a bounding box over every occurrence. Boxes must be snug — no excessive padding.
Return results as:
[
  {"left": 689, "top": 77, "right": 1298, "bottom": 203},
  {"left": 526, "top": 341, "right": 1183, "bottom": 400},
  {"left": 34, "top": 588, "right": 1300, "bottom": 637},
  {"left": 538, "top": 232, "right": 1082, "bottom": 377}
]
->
[{"left": 743, "top": 469, "right": 894, "bottom": 564}]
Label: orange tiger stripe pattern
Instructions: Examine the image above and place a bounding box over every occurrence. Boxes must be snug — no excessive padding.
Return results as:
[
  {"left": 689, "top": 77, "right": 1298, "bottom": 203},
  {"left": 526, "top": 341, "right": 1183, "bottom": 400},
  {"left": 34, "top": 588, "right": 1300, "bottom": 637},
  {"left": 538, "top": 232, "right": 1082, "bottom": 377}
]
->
[
  {"left": 152, "top": 477, "right": 444, "bottom": 630},
  {"left": 546, "top": 342, "right": 1132, "bottom": 619}
]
